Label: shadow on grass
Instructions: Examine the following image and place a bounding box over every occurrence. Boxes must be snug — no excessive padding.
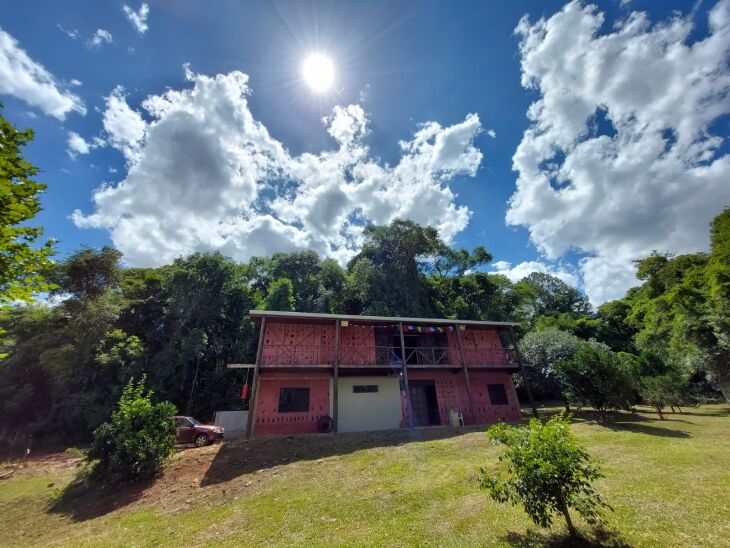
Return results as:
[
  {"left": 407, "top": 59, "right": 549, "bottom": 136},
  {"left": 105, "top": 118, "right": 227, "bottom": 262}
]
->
[
  {"left": 503, "top": 527, "right": 632, "bottom": 548},
  {"left": 201, "top": 425, "right": 482, "bottom": 486},
  {"left": 47, "top": 466, "right": 153, "bottom": 521},
  {"left": 533, "top": 406, "right": 691, "bottom": 438}
]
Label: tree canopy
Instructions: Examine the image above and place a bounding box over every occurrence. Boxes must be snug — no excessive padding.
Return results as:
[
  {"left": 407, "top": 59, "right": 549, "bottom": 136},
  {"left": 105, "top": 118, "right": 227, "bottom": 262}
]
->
[{"left": 0, "top": 105, "right": 54, "bottom": 304}]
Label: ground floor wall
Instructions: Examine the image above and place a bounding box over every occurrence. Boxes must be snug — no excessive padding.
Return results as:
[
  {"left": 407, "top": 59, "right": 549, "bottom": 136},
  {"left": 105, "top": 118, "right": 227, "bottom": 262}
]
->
[
  {"left": 337, "top": 376, "right": 402, "bottom": 433},
  {"left": 252, "top": 369, "right": 521, "bottom": 437},
  {"left": 253, "top": 371, "right": 331, "bottom": 436},
  {"left": 405, "top": 370, "right": 521, "bottom": 426}
]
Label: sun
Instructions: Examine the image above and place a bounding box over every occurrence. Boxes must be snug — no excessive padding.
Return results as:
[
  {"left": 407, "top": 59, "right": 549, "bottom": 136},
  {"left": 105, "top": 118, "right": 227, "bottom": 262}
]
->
[{"left": 302, "top": 53, "right": 335, "bottom": 92}]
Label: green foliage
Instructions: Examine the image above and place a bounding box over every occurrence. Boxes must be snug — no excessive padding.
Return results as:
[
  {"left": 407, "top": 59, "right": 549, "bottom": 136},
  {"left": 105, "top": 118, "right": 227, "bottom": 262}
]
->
[
  {"left": 50, "top": 246, "right": 122, "bottom": 301},
  {"left": 347, "top": 219, "right": 445, "bottom": 316},
  {"left": 480, "top": 416, "right": 610, "bottom": 537},
  {"left": 87, "top": 376, "right": 177, "bottom": 483},
  {"left": 264, "top": 278, "right": 295, "bottom": 311},
  {"left": 640, "top": 374, "right": 687, "bottom": 420},
  {"left": 0, "top": 105, "right": 55, "bottom": 304},
  {"left": 6, "top": 212, "right": 726, "bottom": 444},
  {"left": 607, "top": 211, "right": 730, "bottom": 400},
  {"left": 516, "top": 272, "right": 592, "bottom": 320},
  {"left": 554, "top": 342, "right": 636, "bottom": 420},
  {"left": 518, "top": 329, "right": 581, "bottom": 400}
]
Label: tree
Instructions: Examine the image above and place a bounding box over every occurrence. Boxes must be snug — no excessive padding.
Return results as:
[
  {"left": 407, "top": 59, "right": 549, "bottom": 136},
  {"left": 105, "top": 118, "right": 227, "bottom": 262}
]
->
[
  {"left": 0, "top": 106, "right": 55, "bottom": 304},
  {"left": 264, "top": 278, "right": 295, "bottom": 311},
  {"left": 480, "top": 416, "right": 610, "bottom": 538},
  {"left": 518, "top": 329, "right": 581, "bottom": 404},
  {"left": 616, "top": 211, "right": 730, "bottom": 400},
  {"left": 347, "top": 219, "right": 445, "bottom": 316},
  {"left": 639, "top": 376, "right": 669, "bottom": 420},
  {"left": 554, "top": 342, "right": 636, "bottom": 420},
  {"left": 50, "top": 246, "right": 122, "bottom": 301},
  {"left": 87, "top": 376, "right": 177, "bottom": 483},
  {"left": 516, "top": 272, "right": 592, "bottom": 320}
]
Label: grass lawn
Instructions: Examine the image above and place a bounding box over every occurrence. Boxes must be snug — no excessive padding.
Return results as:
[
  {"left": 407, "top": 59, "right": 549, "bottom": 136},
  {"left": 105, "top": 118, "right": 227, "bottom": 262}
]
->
[{"left": 1, "top": 404, "right": 729, "bottom": 547}]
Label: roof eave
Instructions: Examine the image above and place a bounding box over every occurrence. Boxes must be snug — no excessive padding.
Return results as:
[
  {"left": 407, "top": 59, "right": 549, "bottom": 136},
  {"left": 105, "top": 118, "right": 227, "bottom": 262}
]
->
[{"left": 248, "top": 309, "right": 520, "bottom": 328}]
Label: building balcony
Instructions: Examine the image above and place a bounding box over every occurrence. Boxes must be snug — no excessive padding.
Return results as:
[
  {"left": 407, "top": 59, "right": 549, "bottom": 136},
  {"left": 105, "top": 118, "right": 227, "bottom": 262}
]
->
[{"left": 260, "top": 344, "right": 518, "bottom": 369}]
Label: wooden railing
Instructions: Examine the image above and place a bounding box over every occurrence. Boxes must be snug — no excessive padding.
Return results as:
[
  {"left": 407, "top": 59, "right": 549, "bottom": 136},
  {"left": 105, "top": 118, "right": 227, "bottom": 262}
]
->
[{"left": 261, "top": 345, "right": 517, "bottom": 367}]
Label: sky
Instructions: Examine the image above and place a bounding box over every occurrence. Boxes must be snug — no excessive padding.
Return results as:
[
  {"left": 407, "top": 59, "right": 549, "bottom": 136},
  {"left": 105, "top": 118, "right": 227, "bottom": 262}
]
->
[{"left": 1, "top": 0, "right": 729, "bottom": 306}]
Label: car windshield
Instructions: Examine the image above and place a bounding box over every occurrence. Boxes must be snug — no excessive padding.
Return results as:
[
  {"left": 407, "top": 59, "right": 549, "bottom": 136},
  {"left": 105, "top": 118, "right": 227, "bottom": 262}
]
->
[{"left": 188, "top": 418, "right": 202, "bottom": 426}]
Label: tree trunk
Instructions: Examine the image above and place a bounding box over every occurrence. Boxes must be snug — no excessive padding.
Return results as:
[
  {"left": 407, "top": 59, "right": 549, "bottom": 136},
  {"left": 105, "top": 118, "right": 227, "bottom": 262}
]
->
[
  {"left": 718, "top": 380, "right": 730, "bottom": 403},
  {"left": 656, "top": 406, "right": 664, "bottom": 420},
  {"left": 187, "top": 356, "right": 201, "bottom": 415},
  {"left": 563, "top": 401, "right": 571, "bottom": 414},
  {"left": 560, "top": 500, "right": 577, "bottom": 538}
]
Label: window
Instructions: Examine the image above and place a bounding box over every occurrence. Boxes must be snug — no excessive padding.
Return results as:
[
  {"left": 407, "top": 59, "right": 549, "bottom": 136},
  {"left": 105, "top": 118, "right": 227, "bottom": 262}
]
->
[
  {"left": 353, "top": 385, "right": 379, "bottom": 393},
  {"left": 487, "top": 384, "right": 508, "bottom": 406},
  {"left": 176, "top": 417, "right": 191, "bottom": 427},
  {"left": 278, "top": 388, "right": 310, "bottom": 413}
]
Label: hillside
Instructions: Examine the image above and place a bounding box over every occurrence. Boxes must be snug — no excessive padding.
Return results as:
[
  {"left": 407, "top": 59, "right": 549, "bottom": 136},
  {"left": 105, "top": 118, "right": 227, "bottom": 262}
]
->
[{"left": 2, "top": 406, "right": 729, "bottom": 547}]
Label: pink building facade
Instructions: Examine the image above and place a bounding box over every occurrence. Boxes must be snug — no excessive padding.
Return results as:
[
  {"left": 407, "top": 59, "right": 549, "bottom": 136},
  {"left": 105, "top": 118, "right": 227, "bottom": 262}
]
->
[{"left": 243, "top": 311, "right": 526, "bottom": 437}]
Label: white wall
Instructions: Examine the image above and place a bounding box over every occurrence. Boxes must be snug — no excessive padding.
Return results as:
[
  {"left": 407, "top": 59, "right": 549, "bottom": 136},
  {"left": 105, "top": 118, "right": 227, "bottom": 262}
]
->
[
  {"left": 214, "top": 410, "right": 248, "bottom": 438},
  {"left": 337, "top": 376, "right": 402, "bottom": 433}
]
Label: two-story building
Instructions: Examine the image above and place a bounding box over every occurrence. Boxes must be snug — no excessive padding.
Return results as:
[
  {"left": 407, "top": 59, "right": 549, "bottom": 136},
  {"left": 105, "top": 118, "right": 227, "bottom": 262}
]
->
[{"left": 240, "top": 310, "right": 531, "bottom": 437}]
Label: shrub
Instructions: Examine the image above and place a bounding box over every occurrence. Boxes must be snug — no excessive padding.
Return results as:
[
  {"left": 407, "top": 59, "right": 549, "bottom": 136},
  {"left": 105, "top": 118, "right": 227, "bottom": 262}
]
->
[
  {"left": 518, "top": 329, "right": 582, "bottom": 403},
  {"left": 480, "top": 416, "right": 610, "bottom": 538},
  {"left": 87, "top": 376, "right": 177, "bottom": 483},
  {"left": 555, "top": 342, "right": 636, "bottom": 420},
  {"left": 640, "top": 374, "right": 687, "bottom": 419}
]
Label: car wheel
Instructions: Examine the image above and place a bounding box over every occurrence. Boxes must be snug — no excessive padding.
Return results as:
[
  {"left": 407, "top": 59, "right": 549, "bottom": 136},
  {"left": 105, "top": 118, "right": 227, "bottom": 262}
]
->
[{"left": 194, "top": 433, "right": 209, "bottom": 447}]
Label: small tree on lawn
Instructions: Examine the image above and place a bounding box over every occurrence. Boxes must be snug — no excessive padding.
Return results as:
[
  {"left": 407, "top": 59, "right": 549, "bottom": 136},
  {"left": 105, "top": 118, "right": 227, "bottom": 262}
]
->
[
  {"left": 480, "top": 416, "right": 611, "bottom": 538},
  {"left": 555, "top": 342, "right": 636, "bottom": 420},
  {"left": 88, "top": 376, "right": 177, "bottom": 483},
  {"left": 640, "top": 375, "right": 686, "bottom": 419}
]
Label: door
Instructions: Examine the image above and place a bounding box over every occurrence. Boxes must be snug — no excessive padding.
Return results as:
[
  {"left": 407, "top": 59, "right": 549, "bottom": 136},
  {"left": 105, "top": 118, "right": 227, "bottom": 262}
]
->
[
  {"left": 176, "top": 417, "right": 194, "bottom": 443},
  {"left": 409, "top": 380, "right": 440, "bottom": 426}
]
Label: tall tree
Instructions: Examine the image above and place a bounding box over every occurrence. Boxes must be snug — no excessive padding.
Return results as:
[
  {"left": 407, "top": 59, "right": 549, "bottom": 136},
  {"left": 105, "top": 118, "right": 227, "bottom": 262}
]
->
[
  {"left": 347, "top": 219, "right": 445, "bottom": 316},
  {"left": 0, "top": 106, "right": 54, "bottom": 304},
  {"left": 516, "top": 272, "right": 592, "bottom": 320}
]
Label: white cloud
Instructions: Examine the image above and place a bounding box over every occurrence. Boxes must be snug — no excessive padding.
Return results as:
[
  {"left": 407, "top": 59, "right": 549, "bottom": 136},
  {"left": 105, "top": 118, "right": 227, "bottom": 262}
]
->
[
  {"left": 89, "top": 29, "right": 113, "bottom": 48},
  {"left": 67, "top": 132, "right": 105, "bottom": 158},
  {"left": 101, "top": 86, "right": 147, "bottom": 163},
  {"left": 507, "top": 0, "right": 730, "bottom": 305},
  {"left": 74, "top": 69, "right": 484, "bottom": 267},
  {"left": 57, "top": 24, "right": 79, "bottom": 40},
  {"left": 123, "top": 3, "right": 150, "bottom": 35},
  {"left": 491, "top": 260, "right": 579, "bottom": 287},
  {"left": 0, "top": 27, "right": 85, "bottom": 119},
  {"left": 67, "top": 131, "right": 90, "bottom": 157}
]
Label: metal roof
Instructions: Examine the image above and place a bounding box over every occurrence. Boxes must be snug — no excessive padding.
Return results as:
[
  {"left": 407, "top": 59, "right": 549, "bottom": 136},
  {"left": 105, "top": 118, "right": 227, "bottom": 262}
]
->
[{"left": 248, "top": 309, "right": 519, "bottom": 328}]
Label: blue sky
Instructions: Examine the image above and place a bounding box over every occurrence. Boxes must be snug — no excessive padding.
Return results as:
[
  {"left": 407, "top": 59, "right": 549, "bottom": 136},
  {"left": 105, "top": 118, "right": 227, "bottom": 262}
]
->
[{"left": 1, "top": 0, "right": 729, "bottom": 305}]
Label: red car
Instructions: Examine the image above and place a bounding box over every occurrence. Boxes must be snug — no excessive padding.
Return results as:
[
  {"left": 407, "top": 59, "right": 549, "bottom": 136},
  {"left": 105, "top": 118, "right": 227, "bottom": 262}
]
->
[{"left": 174, "top": 416, "right": 224, "bottom": 447}]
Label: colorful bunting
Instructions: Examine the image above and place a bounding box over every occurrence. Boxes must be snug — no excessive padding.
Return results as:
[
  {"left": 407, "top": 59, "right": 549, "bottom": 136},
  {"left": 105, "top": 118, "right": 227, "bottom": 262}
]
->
[{"left": 403, "top": 325, "right": 453, "bottom": 333}]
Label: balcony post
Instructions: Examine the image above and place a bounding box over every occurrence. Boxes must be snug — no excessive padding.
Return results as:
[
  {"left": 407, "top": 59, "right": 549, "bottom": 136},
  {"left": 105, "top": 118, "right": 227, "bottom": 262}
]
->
[
  {"left": 398, "top": 322, "right": 414, "bottom": 428},
  {"left": 508, "top": 326, "right": 539, "bottom": 418},
  {"left": 333, "top": 319, "right": 341, "bottom": 433},
  {"left": 246, "top": 315, "right": 267, "bottom": 438},
  {"left": 454, "top": 324, "right": 475, "bottom": 422}
]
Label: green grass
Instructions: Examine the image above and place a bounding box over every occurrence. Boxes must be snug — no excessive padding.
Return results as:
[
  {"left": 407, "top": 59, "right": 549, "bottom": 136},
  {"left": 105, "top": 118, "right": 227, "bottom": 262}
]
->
[{"left": 1, "top": 405, "right": 729, "bottom": 547}]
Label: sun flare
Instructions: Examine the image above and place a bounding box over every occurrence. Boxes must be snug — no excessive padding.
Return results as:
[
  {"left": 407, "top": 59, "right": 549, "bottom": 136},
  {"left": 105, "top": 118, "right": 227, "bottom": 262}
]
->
[{"left": 302, "top": 53, "right": 335, "bottom": 92}]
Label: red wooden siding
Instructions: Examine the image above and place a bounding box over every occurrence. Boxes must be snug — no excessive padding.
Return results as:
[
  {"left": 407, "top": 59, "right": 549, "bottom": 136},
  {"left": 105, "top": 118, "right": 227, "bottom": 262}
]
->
[
  {"left": 339, "top": 325, "right": 376, "bottom": 365},
  {"left": 261, "top": 323, "right": 511, "bottom": 368},
  {"left": 406, "top": 370, "right": 520, "bottom": 425},
  {"left": 461, "top": 328, "right": 508, "bottom": 365},
  {"left": 261, "top": 323, "right": 335, "bottom": 365},
  {"left": 254, "top": 371, "right": 331, "bottom": 435}
]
